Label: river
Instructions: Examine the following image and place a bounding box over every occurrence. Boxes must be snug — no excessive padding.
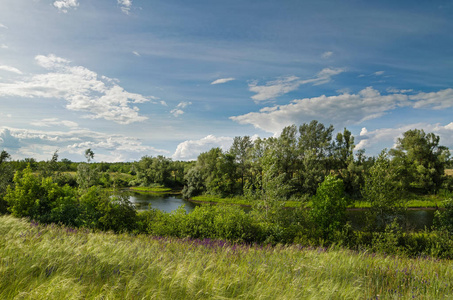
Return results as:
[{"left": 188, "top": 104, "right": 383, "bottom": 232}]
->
[{"left": 128, "top": 192, "right": 437, "bottom": 230}]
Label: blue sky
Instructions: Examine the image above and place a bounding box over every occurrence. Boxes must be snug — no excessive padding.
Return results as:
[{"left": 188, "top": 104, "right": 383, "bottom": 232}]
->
[{"left": 1, "top": 0, "right": 453, "bottom": 162}]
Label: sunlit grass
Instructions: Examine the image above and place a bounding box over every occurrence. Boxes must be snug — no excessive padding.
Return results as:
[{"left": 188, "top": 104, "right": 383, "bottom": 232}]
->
[
  {"left": 2, "top": 215, "right": 453, "bottom": 299},
  {"left": 191, "top": 195, "right": 304, "bottom": 208},
  {"left": 130, "top": 186, "right": 173, "bottom": 193}
]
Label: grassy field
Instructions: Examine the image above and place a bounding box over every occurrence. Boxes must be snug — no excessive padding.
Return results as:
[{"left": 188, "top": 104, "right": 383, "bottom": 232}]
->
[{"left": 2, "top": 215, "right": 453, "bottom": 299}]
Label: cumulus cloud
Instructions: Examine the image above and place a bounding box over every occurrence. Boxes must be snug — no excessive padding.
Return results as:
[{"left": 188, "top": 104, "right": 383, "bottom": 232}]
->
[
  {"left": 0, "top": 54, "right": 154, "bottom": 124},
  {"left": 53, "top": 0, "right": 79, "bottom": 13},
  {"left": 211, "top": 77, "right": 235, "bottom": 85},
  {"left": 0, "top": 65, "right": 22, "bottom": 75},
  {"left": 231, "top": 87, "right": 453, "bottom": 134},
  {"left": 249, "top": 68, "right": 345, "bottom": 102},
  {"left": 0, "top": 126, "right": 168, "bottom": 162},
  {"left": 171, "top": 101, "right": 192, "bottom": 117},
  {"left": 172, "top": 135, "right": 233, "bottom": 161},
  {"left": 322, "top": 51, "right": 333, "bottom": 59},
  {"left": 355, "top": 122, "right": 453, "bottom": 153},
  {"left": 118, "top": 0, "right": 133, "bottom": 14}
]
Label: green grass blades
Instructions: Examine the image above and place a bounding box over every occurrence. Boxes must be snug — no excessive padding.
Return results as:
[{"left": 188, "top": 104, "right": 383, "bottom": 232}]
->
[{"left": 2, "top": 215, "right": 453, "bottom": 299}]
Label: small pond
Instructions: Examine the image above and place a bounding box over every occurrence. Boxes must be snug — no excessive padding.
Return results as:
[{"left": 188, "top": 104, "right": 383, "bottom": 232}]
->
[{"left": 128, "top": 192, "right": 198, "bottom": 213}]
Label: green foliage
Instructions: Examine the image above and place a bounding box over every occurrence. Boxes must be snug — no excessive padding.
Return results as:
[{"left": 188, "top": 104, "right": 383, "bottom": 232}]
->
[
  {"left": 309, "top": 175, "right": 347, "bottom": 240},
  {"left": 362, "top": 150, "right": 405, "bottom": 231},
  {"left": 390, "top": 129, "right": 450, "bottom": 193},
  {"left": 76, "top": 163, "right": 100, "bottom": 190},
  {"left": 434, "top": 198, "right": 453, "bottom": 232},
  {"left": 0, "top": 150, "right": 14, "bottom": 214},
  {"left": 5, "top": 165, "right": 79, "bottom": 225}
]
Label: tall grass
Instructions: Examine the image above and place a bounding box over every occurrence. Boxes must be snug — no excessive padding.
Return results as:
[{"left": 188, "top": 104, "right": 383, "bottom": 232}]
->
[{"left": 1, "top": 215, "right": 453, "bottom": 299}]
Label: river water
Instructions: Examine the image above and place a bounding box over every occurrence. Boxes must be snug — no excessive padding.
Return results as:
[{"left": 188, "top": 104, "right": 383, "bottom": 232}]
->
[{"left": 128, "top": 193, "right": 436, "bottom": 230}]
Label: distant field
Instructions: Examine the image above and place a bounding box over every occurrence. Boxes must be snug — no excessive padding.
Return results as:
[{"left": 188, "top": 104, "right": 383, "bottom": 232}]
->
[{"left": 2, "top": 215, "right": 453, "bottom": 299}]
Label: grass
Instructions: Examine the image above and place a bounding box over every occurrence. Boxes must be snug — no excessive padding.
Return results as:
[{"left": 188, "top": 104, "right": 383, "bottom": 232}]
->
[
  {"left": 2, "top": 214, "right": 453, "bottom": 299},
  {"left": 191, "top": 195, "right": 304, "bottom": 208},
  {"left": 130, "top": 186, "right": 173, "bottom": 193}
]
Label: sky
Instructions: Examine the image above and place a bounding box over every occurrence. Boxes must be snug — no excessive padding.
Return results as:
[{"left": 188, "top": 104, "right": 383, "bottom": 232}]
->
[{"left": 0, "top": 0, "right": 453, "bottom": 162}]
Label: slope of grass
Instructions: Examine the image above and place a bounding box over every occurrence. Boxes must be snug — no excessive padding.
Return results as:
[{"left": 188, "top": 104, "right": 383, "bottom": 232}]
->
[{"left": 2, "top": 215, "right": 453, "bottom": 299}]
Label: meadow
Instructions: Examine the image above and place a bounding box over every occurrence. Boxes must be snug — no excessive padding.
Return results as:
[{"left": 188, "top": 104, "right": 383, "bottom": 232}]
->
[{"left": 1, "top": 215, "right": 453, "bottom": 299}]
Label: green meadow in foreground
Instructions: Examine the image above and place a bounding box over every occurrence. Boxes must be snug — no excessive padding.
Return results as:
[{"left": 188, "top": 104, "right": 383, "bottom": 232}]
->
[{"left": 1, "top": 215, "right": 453, "bottom": 299}]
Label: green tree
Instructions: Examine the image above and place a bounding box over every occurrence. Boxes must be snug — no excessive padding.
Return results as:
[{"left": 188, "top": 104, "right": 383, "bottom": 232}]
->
[
  {"left": 362, "top": 150, "right": 405, "bottom": 231},
  {"left": 390, "top": 129, "right": 450, "bottom": 193},
  {"left": 309, "top": 174, "right": 347, "bottom": 240},
  {"left": 77, "top": 149, "right": 100, "bottom": 191},
  {"left": 297, "top": 120, "right": 334, "bottom": 195},
  {"left": 0, "top": 150, "right": 14, "bottom": 213},
  {"left": 229, "top": 136, "right": 253, "bottom": 194}
]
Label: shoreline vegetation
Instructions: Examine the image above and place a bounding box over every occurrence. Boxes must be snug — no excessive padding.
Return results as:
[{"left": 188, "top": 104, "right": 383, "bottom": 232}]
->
[
  {"left": 188, "top": 194, "right": 447, "bottom": 210},
  {"left": 2, "top": 214, "right": 453, "bottom": 299}
]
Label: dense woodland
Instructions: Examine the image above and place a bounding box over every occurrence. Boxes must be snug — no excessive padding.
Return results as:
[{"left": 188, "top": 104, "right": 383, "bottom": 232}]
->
[{"left": 2, "top": 120, "right": 453, "bottom": 257}]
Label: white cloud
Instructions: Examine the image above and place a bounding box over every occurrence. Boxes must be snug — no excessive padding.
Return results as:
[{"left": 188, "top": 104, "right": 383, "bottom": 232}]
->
[
  {"left": 359, "top": 127, "right": 368, "bottom": 136},
  {"left": 409, "top": 88, "right": 453, "bottom": 110},
  {"left": 387, "top": 88, "right": 413, "bottom": 93},
  {"left": 118, "top": 0, "right": 133, "bottom": 14},
  {"left": 0, "top": 126, "right": 168, "bottom": 162},
  {"left": 321, "top": 51, "right": 333, "bottom": 59},
  {"left": 0, "top": 23, "right": 8, "bottom": 29},
  {"left": 355, "top": 122, "right": 453, "bottom": 153},
  {"left": 132, "top": 51, "right": 140, "bottom": 57},
  {"left": 171, "top": 101, "right": 192, "bottom": 117},
  {"left": 249, "top": 68, "right": 345, "bottom": 102},
  {"left": 231, "top": 87, "right": 453, "bottom": 134},
  {"left": 211, "top": 77, "right": 235, "bottom": 85},
  {"left": 160, "top": 100, "right": 168, "bottom": 106},
  {"left": 374, "top": 71, "right": 385, "bottom": 76},
  {"left": 0, "top": 44, "right": 8, "bottom": 49},
  {"left": 172, "top": 135, "right": 233, "bottom": 161},
  {"left": 0, "top": 65, "right": 22, "bottom": 75},
  {"left": 0, "top": 54, "right": 154, "bottom": 124},
  {"left": 30, "top": 118, "right": 79, "bottom": 129},
  {"left": 53, "top": 0, "right": 79, "bottom": 13}
]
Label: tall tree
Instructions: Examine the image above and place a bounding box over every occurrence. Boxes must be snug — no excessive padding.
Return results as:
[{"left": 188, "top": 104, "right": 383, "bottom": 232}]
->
[
  {"left": 390, "top": 129, "right": 450, "bottom": 193},
  {"left": 229, "top": 136, "right": 253, "bottom": 194},
  {"left": 297, "top": 120, "right": 334, "bottom": 195}
]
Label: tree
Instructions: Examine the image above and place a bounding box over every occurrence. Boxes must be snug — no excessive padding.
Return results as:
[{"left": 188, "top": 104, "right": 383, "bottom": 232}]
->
[
  {"left": 362, "top": 150, "right": 405, "bottom": 231},
  {"left": 0, "top": 150, "right": 14, "bottom": 213},
  {"left": 309, "top": 175, "right": 347, "bottom": 240},
  {"left": 297, "top": 120, "right": 334, "bottom": 195},
  {"left": 229, "top": 136, "right": 253, "bottom": 194},
  {"left": 390, "top": 129, "right": 450, "bottom": 193},
  {"left": 77, "top": 149, "right": 99, "bottom": 191}
]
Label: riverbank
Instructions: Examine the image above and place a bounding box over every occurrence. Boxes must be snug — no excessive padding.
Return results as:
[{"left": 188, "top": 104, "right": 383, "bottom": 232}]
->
[{"left": 189, "top": 194, "right": 448, "bottom": 210}]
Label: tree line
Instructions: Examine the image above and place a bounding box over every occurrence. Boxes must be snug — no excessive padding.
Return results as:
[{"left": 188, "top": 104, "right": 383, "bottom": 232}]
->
[{"left": 182, "top": 120, "right": 452, "bottom": 201}]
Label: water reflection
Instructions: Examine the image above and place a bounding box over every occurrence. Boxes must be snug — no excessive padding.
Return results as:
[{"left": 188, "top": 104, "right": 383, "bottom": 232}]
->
[
  {"left": 128, "top": 193, "right": 198, "bottom": 213},
  {"left": 347, "top": 209, "right": 436, "bottom": 231}
]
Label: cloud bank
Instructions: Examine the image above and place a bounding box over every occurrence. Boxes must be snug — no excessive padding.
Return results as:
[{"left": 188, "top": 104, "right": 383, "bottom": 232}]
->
[
  {"left": 0, "top": 54, "right": 154, "bottom": 124},
  {"left": 231, "top": 87, "right": 453, "bottom": 134},
  {"left": 0, "top": 123, "right": 168, "bottom": 162}
]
